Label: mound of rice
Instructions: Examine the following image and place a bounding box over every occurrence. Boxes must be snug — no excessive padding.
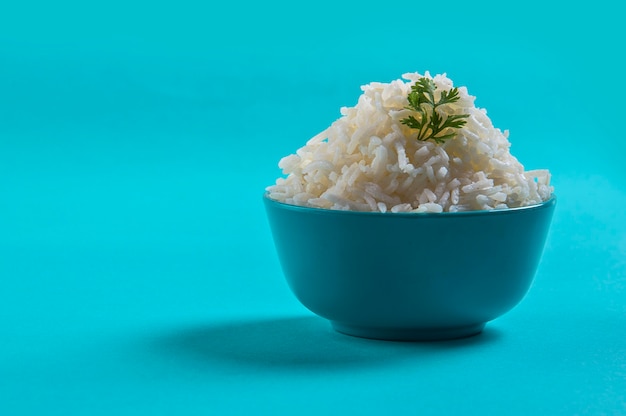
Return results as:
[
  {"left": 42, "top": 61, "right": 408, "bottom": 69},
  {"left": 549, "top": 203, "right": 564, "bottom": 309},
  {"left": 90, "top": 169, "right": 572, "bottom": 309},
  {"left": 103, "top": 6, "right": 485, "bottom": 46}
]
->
[{"left": 266, "top": 72, "right": 553, "bottom": 213}]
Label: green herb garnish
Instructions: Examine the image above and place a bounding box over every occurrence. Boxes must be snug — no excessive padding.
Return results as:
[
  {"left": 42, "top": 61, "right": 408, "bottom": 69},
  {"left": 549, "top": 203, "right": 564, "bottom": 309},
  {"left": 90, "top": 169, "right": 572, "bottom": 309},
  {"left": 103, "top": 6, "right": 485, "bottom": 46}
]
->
[{"left": 400, "top": 77, "right": 470, "bottom": 144}]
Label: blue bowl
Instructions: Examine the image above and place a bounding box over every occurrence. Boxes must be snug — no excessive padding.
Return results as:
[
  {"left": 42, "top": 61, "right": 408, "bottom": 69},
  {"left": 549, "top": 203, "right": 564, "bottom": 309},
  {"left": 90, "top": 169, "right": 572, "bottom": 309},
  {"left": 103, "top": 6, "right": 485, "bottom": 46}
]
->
[{"left": 264, "top": 194, "right": 556, "bottom": 341}]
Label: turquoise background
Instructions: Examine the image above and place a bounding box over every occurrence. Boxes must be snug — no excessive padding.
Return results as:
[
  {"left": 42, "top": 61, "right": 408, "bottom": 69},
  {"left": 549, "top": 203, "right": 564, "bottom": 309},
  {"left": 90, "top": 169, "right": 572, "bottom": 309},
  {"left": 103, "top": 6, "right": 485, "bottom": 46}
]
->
[{"left": 1, "top": 1, "right": 625, "bottom": 414}]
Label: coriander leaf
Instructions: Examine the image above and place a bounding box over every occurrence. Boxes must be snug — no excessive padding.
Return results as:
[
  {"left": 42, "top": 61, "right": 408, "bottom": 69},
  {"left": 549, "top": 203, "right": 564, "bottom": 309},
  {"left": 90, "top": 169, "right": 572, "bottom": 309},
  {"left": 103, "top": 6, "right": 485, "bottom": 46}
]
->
[
  {"left": 401, "top": 76, "right": 469, "bottom": 144},
  {"left": 444, "top": 114, "right": 470, "bottom": 129},
  {"left": 400, "top": 115, "right": 424, "bottom": 130},
  {"left": 437, "top": 88, "right": 461, "bottom": 106}
]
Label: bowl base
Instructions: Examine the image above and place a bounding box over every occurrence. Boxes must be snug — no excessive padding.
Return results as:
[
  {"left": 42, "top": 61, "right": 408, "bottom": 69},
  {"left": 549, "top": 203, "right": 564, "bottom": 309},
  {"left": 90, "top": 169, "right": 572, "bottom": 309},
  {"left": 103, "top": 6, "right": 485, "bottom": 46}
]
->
[{"left": 331, "top": 322, "right": 485, "bottom": 342}]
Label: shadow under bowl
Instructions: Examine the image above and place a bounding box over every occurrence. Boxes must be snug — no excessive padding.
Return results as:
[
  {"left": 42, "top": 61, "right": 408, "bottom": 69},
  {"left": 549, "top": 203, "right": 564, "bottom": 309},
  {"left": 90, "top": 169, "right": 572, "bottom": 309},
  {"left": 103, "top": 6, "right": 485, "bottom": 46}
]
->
[{"left": 264, "top": 194, "right": 556, "bottom": 341}]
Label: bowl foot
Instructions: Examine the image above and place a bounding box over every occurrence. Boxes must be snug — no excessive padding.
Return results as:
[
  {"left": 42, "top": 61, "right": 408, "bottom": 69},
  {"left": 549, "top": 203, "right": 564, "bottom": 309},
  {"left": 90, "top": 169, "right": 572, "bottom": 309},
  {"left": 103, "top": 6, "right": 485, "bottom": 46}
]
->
[{"left": 331, "top": 322, "right": 485, "bottom": 341}]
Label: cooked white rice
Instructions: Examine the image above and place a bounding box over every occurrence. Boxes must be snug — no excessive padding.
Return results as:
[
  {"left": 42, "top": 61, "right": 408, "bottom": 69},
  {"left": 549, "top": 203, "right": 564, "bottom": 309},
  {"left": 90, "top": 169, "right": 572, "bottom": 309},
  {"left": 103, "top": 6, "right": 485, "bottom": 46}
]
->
[{"left": 266, "top": 72, "right": 553, "bottom": 213}]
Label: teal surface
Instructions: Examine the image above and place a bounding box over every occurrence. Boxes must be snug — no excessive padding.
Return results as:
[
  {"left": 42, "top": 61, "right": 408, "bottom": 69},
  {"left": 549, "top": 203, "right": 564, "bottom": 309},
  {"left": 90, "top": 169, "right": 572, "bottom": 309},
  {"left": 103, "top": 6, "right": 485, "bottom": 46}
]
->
[{"left": 1, "top": 1, "right": 625, "bottom": 415}]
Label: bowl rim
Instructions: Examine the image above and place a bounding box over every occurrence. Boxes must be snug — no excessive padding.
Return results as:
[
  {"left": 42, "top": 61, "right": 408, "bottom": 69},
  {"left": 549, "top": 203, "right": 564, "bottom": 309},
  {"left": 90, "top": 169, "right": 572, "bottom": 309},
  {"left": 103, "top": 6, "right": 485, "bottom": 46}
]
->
[{"left": 264, "top": 193, "right": 556, "bottom": 218}]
